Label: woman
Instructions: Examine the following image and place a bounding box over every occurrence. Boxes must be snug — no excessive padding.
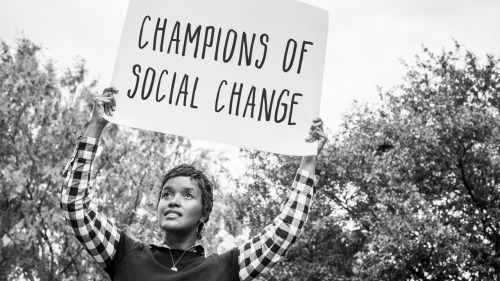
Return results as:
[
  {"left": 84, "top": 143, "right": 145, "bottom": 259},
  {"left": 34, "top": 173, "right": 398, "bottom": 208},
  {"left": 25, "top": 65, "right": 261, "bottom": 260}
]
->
[{"left": 61, "top": 87, "right": 328, "bottom": 280}]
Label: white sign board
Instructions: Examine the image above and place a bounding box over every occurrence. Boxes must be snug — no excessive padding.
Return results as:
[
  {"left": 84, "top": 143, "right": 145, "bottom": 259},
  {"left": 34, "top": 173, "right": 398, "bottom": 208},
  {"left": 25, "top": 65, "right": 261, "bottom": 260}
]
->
[{"left": 108, "top": 0, "right": 328, "bottom": 155}]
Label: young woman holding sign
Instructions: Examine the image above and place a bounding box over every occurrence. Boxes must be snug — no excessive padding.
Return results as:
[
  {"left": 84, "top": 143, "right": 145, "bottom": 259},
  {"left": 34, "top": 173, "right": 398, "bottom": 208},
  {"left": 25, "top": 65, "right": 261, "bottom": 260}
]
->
[{"left": 61, "top": 87, "right": 328, "bottom": 280}]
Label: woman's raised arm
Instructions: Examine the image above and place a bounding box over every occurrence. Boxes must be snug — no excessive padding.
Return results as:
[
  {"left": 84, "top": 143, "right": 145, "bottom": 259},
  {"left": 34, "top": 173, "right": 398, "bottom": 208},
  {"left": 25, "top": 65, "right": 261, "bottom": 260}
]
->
[
  {"left": 237, "top": 117, "right": 328, "bottom": 281},
  {"left": 60, "top": 88, "right": 121, "bottom": 269}
]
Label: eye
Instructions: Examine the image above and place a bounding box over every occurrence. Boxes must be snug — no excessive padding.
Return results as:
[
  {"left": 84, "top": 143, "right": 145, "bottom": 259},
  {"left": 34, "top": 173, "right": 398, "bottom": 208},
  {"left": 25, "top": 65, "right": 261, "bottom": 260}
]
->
[
  {"left": 162, "top": 192, "right": 172, "bottom": 199},
  {"left": 184, "top": 193, "right": 193, "bottom": 199}
]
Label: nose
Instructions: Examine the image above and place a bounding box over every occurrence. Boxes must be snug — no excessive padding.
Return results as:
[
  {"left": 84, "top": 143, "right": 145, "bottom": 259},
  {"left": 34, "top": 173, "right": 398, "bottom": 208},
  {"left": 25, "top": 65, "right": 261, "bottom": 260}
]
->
[
  {"left": 168, "top": 195, "right": 181, "bottom": 208},
  {"left": 168, "top": 201, "right": 180, "bottom": 208}
]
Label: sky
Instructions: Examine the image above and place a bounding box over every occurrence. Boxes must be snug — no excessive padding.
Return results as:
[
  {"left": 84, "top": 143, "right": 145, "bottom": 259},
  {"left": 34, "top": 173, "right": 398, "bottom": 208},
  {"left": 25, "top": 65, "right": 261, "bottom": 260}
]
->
[{"left": 1, "top": 0, "right": 500, "bottom": 139}]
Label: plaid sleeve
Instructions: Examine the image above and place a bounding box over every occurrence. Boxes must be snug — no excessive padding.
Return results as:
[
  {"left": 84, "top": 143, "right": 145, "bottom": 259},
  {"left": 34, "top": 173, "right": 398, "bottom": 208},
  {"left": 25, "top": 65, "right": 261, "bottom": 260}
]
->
[
  {"left": 237, "top": 168, "right": 319, "bottom": 281},
  {"left": 60, "top": 136, "right": 121, "bottom": 269}
]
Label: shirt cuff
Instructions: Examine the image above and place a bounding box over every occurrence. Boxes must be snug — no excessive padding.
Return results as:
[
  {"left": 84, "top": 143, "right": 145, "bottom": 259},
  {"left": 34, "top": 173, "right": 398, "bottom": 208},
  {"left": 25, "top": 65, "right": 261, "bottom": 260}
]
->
[
  {"left": 75, "top": 135, "right": 100, "bottom": 160},
  {"left": 297, "top": 168, "right": 319, "bottom": 185},
  {"left": 295, "top": 168, "right": 319, "bottom": 195}
]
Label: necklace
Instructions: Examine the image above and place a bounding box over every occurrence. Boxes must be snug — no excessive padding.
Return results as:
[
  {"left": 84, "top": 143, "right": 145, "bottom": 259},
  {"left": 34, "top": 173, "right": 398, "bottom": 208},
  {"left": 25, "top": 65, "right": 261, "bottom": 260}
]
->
[{"left": 167, "top": 245, "right": 195, "bottom": 271}]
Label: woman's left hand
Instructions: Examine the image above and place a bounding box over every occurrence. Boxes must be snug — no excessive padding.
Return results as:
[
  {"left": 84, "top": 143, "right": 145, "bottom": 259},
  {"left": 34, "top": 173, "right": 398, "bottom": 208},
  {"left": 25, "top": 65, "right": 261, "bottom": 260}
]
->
[{"left": 305, "top": 117, "right": 328, "bottom": 155}]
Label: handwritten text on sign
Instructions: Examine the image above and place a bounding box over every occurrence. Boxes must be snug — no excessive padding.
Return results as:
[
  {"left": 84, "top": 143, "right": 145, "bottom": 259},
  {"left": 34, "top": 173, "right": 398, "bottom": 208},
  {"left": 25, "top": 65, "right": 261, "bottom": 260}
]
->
[{"left": 108, "top": 0, "right": 328, "bottom": 155}]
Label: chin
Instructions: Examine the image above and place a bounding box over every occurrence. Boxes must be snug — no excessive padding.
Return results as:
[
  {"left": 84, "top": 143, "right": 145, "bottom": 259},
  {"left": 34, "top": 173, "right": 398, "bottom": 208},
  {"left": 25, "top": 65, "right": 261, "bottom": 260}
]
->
[{"left": 160, "top": 220, "right": 189, "bottom": 233}]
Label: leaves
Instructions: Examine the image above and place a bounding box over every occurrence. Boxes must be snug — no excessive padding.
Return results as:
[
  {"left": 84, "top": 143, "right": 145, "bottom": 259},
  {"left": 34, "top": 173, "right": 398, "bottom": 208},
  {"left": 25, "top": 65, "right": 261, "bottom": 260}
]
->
[{"left": 329, "top": 44, "right": 500, "bottom": 280}]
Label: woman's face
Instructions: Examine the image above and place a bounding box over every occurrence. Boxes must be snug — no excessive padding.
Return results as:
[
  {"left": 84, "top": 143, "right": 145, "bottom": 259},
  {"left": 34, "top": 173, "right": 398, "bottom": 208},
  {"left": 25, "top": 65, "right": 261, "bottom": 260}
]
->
[{"left": 157, "top": 176, "right": 205, "bottom": 237}]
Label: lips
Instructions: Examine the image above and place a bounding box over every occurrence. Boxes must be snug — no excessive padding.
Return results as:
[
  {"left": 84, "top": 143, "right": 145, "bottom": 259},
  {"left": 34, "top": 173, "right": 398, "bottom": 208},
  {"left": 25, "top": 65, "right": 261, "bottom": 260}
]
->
[{"left": 164, "top": 210, "right": 182, "bottom": 218}]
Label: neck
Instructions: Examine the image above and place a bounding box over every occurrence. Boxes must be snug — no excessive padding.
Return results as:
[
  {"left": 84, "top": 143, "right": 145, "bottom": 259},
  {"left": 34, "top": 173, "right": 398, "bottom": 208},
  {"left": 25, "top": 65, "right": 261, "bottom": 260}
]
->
[{"left": 163, "top": 232, "right": 197, "bottom": 250}]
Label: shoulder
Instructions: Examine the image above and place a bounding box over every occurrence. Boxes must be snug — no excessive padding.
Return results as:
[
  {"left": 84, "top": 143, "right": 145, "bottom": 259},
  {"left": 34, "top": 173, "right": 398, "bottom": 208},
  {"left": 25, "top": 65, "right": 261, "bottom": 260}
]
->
[
  {"left": 209, "top": 247, "right": 239, "bottom": 281},
  {"left": 120, "top": 232, "right": 145, "bottom": 253},
  {"left": 105, "top": 231, "right": 147, "bottom": 276}
]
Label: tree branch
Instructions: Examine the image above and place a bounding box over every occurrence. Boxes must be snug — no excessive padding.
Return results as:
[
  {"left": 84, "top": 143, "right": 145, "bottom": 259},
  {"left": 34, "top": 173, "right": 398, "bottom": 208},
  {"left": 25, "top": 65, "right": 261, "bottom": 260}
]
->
[
  {"left": 127, "top": 134, "right": 157, "bottom": 225},
  {"left": 322, "top": 189, "right": 371, "bottom": 231},
  {"left": 59, "top": 248, "right": 83, "bottom": 276}
]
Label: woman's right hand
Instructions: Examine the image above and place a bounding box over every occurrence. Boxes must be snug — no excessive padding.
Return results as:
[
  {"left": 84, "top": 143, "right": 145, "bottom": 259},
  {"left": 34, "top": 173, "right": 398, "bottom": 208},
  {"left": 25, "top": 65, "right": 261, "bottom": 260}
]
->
[
  {"left": 90, "top": 87, "right": 118, "bottom": 128},
  {"left": 84, "top": 87, "right": 118, "bottom": 138}
]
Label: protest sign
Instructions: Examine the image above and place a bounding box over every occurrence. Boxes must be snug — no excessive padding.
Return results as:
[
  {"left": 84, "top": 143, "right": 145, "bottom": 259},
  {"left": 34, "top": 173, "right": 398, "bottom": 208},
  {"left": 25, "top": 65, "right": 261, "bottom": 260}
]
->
[{"left": 107, "top": 0, "right": 328, "bottom": 155}]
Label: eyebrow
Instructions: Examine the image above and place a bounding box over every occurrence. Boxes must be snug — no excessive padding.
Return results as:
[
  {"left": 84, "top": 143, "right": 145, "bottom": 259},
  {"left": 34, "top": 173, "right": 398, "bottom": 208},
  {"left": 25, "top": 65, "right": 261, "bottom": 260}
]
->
[{"left": 161, "top": 186, "right": 196, "bottom": 193}]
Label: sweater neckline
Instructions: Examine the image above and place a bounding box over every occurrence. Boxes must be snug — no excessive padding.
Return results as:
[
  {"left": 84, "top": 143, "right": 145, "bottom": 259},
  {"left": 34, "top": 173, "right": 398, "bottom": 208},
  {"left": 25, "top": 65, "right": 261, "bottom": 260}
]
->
[
  {"left": 149, "top": 243, "right": 206, "bottom": 257},
  {"left": 146, "top": 243, "right": 208, "bottom": 273}
]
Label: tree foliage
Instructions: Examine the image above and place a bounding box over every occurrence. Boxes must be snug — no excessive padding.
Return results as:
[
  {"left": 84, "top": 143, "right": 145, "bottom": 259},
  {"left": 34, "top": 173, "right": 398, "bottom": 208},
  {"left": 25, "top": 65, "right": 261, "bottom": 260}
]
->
[
  {"left": 0, "top": 38, "right": 238, "bottom": 280},
  {"left": 238, "top": 43, "right": 500, "bottom": 280},
  {"left": 4, "top": 37, "right": 500, "bottom": 281}
]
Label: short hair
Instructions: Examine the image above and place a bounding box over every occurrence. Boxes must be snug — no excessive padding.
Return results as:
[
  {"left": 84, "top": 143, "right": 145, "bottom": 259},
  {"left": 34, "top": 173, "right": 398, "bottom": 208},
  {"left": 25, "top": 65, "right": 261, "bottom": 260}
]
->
[{"left": 157, "top": 164, "right": 214, "bottom": 239}]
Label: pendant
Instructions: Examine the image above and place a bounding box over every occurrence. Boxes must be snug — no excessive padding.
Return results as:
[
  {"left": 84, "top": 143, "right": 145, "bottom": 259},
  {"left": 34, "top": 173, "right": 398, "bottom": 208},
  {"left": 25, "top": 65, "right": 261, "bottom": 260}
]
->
[{"left": 171, "top": 267, "right": 178, "bottom": 271}]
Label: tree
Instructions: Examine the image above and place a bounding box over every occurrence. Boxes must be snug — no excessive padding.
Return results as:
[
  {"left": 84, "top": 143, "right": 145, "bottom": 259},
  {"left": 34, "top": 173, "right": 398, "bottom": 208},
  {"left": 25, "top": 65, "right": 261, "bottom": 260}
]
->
[
  {"left": 0, "top": 38, "right": 91, "bottom": 280},
  {"left": 331, "top": 43, "right": 500, "bottom": 280},
  {"left": 0, "top": 38, "right": 239, "bottom": 280},
  {"left": 237, "top": 43, "right": 500, "bottom": 280}
]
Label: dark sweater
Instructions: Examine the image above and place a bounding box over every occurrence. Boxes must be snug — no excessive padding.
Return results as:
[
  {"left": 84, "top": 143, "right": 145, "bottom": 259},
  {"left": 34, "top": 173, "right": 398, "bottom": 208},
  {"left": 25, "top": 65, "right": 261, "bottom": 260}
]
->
[{"left": 105, "top": 232, "right": 240, "bottom": 281}]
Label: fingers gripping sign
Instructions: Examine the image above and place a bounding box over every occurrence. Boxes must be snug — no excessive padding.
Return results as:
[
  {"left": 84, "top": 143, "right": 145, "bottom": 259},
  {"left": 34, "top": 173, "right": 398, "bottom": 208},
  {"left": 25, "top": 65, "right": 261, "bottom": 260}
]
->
[
  {"left": 305, "top": 117, "right": 328, "bottom": 155},
  {"left": 91, "top": 87, "right": 119, "bottom": 127}
]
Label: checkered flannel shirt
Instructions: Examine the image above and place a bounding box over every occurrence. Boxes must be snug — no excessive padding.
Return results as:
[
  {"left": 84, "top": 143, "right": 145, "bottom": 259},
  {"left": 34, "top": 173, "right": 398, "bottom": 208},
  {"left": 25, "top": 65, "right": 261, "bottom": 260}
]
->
[{"left": 61, "top": 136, "right": 318, "bottom": 281}]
